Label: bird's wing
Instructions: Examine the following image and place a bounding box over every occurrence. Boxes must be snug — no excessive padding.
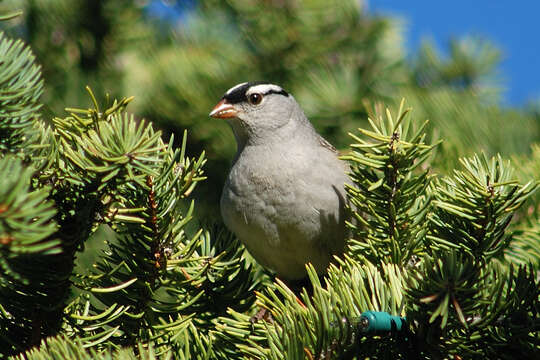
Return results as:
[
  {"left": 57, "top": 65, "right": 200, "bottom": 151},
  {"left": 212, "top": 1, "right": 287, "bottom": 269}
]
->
[{"left": 317, "top": 135, "right": 338, "bottom": 153}]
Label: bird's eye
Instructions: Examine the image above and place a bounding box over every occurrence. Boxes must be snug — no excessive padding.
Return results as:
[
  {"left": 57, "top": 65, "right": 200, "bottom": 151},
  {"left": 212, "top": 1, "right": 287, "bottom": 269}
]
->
[{"left": 248, "top": 93, "right": 263, "bottom": 105}]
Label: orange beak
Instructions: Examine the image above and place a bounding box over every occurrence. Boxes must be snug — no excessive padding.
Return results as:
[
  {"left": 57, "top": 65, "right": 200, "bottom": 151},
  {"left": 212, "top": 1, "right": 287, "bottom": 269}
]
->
[{"left": 209, "top": 99, "right": 238, "bottom": 118}]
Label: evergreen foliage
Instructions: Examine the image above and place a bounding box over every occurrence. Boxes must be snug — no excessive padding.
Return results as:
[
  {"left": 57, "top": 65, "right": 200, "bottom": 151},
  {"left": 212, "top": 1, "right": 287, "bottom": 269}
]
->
[
  {"left": 343, "top": 101, "right": 437, "bottom": 266},
  {"left": 14, "top": 336, "right": 170, "bottom": 360},
  {"left": 0, "top": 1, "right": 539, "bottom": 359},
  {"left": 0, "top": 31, "right": 43, "bottom": 152}
]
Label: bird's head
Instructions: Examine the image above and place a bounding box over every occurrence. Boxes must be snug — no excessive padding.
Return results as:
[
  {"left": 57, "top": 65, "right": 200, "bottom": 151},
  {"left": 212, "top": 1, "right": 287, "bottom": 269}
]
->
[{"left": 210, "top": 82, "right": 305, "bottom": 147}]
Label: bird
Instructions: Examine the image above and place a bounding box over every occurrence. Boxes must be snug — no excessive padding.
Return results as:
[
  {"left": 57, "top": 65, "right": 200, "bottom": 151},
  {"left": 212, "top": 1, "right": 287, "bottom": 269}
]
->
[{"left": 209, "top": 82, "right": 350, "bottom": 280}]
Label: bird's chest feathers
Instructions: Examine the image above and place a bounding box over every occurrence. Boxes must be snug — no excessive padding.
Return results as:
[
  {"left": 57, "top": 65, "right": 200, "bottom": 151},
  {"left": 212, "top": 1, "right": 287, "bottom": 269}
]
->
[
  {"left": 223, "top": 152, "right": 314, "bottom": 266},
  {"left": 227, "top": 146, "right": 299, "bottom": 205},
  {"left": 222, "top": 145, "right": 310, "bottom": 229}
]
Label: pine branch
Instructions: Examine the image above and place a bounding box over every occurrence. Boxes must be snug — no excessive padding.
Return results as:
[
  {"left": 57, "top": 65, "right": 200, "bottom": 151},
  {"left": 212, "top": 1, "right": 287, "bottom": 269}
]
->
[
  {"left": 406, "top": 153, "right": 539, "bottom": 358},
  {"left": 0, "top": 31, "right": 43, "bottom": 153},
  {"left": 505, "top": 219, "right": 540, "bottom": 267},
  {"left": 343, "top": 99, "right": 438, "bottom": 266},
  {"left": 0, "top": 156, "right": 61, "bottom": 355},
  {"left": 14, "top": 335, "right": 171, "bottom": 360},
  {"left": 427, "top": 154, "right": 537, "bottom": 260},
  {"left": 58, "top": 94, "right": 206, "bottom": 351},
  {"left": 216, "top": 259, "right": 406, "bottom": 359}
]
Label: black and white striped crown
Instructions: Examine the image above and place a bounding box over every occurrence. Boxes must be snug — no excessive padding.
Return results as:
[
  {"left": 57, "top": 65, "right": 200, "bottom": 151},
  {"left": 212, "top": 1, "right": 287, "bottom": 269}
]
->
[{"left": 223, "top": 82, "right": 289, "bottom": 104}]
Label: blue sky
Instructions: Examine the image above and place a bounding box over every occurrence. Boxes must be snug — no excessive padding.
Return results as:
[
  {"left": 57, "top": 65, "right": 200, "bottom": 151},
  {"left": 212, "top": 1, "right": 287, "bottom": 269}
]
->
[{"left": 368, "top": 0, "right": 540, "bottom": 106}]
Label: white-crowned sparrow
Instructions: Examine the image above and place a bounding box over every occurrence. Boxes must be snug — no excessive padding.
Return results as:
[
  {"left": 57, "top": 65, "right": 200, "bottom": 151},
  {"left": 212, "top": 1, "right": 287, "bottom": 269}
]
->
[{"left": 210, "top": 82, "right": 350, "bottom": 280}]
